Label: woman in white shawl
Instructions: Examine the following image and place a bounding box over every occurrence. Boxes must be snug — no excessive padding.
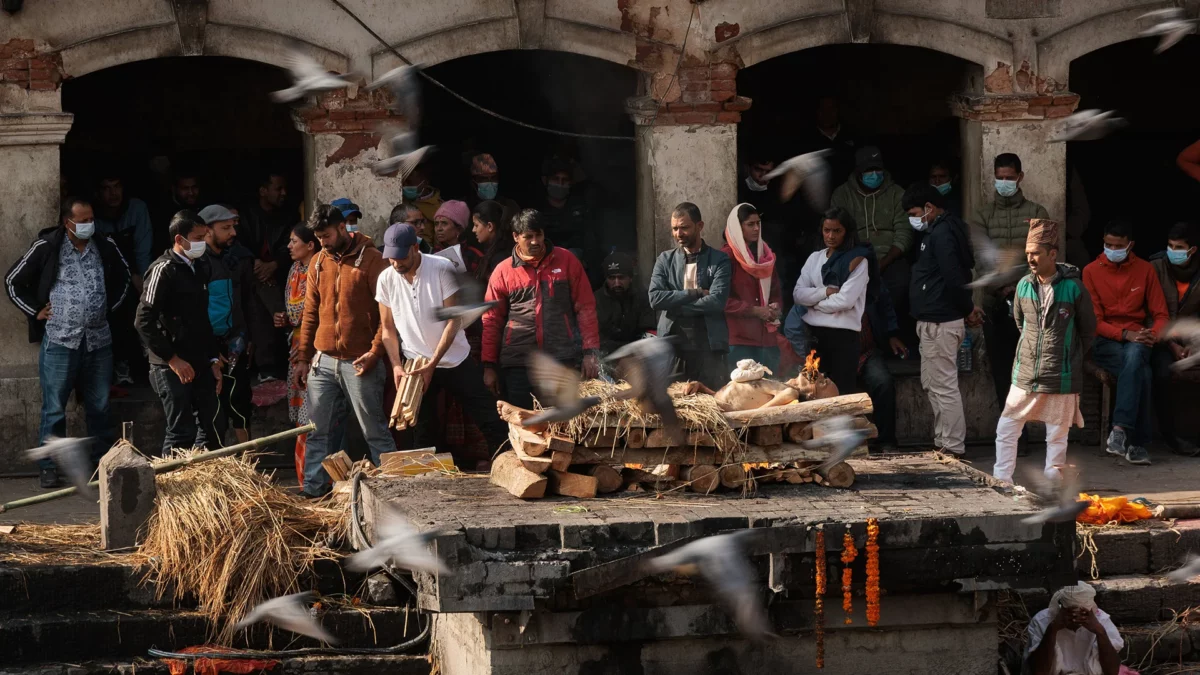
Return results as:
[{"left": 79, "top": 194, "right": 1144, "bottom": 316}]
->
[{"left": 721, "top": 203, "right": 783, "bottom": 373}]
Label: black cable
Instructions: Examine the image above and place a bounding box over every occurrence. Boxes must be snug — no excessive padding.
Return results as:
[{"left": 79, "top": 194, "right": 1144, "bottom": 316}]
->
[{"left": 328, "top": 0, "right": 637, "bottom": 141}]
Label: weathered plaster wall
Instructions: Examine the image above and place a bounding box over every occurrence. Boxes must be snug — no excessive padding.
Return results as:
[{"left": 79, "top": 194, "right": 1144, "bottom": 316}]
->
[
  {"left": 307, "top": 133, "right": 403, "bottom": 243},
  {"left": 978, "top": 119, "right": 1068, "bottom": 221}
]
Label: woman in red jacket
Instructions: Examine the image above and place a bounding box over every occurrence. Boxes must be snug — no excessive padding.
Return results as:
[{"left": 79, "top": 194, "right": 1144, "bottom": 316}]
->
[{"left": 722, "top": 203, "right": 783, "bottom": 373}]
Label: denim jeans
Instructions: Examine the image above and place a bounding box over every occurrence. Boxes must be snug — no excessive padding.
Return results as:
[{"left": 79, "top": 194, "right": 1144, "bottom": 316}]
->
[
  {"left": 38, "top": 336, "right": 114, "bottom": 468},
  {"left": 1091, "top": 337, "right": 1153, "bottom": 445},
  {"left": 304, "top": 353, "right": 395, "bottom": 495},
  {"left": 857, "top": 350, "right": 896, "bottom": 445},
  {"left": 149, "top": 362, "right": 219, "bottom": 455}
]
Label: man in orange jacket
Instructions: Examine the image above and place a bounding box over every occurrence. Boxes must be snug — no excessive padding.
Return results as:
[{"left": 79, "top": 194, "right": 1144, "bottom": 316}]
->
[{"left": 1082, "top": 220, "right": 1170, "bottom": 466}]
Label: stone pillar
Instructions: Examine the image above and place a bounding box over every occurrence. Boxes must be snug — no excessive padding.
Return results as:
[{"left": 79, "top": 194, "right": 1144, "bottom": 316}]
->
[
  {"left": 292, "top": 88, "right": 408, "bottom": 241},
  {"left": 99, "top": 442, "right": 157, "bottom": 550},
  {"left": 626, "top": 62, "right": 749, "bottom": 281}
]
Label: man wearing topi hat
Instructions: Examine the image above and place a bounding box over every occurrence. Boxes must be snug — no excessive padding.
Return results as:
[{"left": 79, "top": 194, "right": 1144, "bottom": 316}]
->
[
  {"left": 1025, "top": 581, "right": 1128, "bottom": 675},
  {"left": 992, "top": 219, "right": 1096, "bottom": 485}
]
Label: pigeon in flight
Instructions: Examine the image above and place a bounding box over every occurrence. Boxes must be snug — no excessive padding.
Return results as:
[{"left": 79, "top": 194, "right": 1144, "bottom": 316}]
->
[
  {"left": 605, "top": 337, "right": 685, "bottom": 445},
  {"left": 271, "top": 51, "right": 354, "bottom": 103},
  {"left": 1139, "top": 8, "right": 1196, "bottom": 54},
  {"left": 522, "top": 352, "right": 603, "bottom": 426},
  {"left": 1166, "top": 554, "right": 1200, "bottom": 584},
  {"left": 966, "top": 223, "right": 1029, "bottom": 291},
  {"left": 646, "top": 531, "right": 774, "bottom": 640},
  {"left": 26, "top": 437, "right": 95, "bottom": 500},
  {"left": 433, "top": 271, "right": 497, "bottom": 329},
  {"left": 345, "top": 507, "right": 449, "bottom": 576},
  {"left": 236, "top": 592, "right": 337, "bottom": 644},
  {"left": 366, "top": 65, "right": 435, "bottom": 179},
  {"left": 801, "top": 416, "right": 868, "bottom": 472},
  {"left": 1163, "top": 318, "right": 1200, "bottom": 372},
  {"left": 1020, "top": 469, "right": 1088, "bottom": 525},
  {"left": 1047, "top": 110, "right": 1127, "bottom": 143},
  {"left": 763, "top": 150, "right": 832, "bottom": 211}
]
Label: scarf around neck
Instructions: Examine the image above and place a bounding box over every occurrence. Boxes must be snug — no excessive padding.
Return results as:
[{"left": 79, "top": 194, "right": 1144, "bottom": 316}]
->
[{"left": 724, "top": 203, "right": 776, "bottom": 305}]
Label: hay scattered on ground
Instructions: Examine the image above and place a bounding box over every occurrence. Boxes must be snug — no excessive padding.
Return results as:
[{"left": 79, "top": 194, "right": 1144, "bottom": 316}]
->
[
  {"left": 543, "top": 380, "right": 742, "bottom": 454},
  {"left": 136, "top": 450, "right": 347, "bottom": 645},
  {"left": 0, "top": 523, "right": 122, "bottom": 564}
]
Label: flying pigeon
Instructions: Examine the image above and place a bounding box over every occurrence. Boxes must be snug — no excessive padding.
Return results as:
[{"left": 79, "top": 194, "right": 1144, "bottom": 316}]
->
[
  {"left": 1047, "top": 110, "right": 1127, "bottom": 143},
  {"left": 373, "top": 131, "right": 434, "bottom": 178},
  {"left": 646, "top": 531, "right": 774, "bottom": 640},
  {"left": 1139, "top": 7, "right": 1197, "bottom": 54},
  {"left": 801, "top": 416, "right": 868, "bottom": 472},
  {"left": 433, "top": 272, "right": 498, "bottom": 329},
  {"left": 345, "top": 507, "right": 449, "bottom": 575},
  {"left": 1166, "top": 553, "right": 1200, "bottom": 584},
  {"left": 365, "top": 65, "right": 435, "bottom": 179},
  {"left": 522, "top": 352, "right": 602, "bottom": 426},
  {"left": 762, "top": 150, "right": 832, "bottom": 211},
  {"left": 270, "top": 51, "right": 355, "bottom": 103},
  {"left": 1020, "top": 468, "right": 1088, "bottom": 525},
  {"left": 236, "top": 592, "right": 337, "bottom": 644},
  {"left": 966, "top": 223, "right": 1028, "bottom": 291},
  {"left": 604, "top": 337, "right": 685, "bottom": 445},
  {"left": 1163, "top": 317, "right": 1200, "bottom": 372},
  {"left": 26, "top": 437, "right": 96, "bottom": 500}
]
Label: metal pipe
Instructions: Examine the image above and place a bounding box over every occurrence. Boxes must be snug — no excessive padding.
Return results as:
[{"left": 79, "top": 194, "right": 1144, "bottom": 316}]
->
[{"left": 0, "top": 424, "right": 315, "bottom": 513}]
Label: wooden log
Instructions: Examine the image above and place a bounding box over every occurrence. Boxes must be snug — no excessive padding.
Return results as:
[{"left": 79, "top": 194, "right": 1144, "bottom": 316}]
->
[
  {"left": 582, "top": 428, "right": 621, "bottom": 448},
  {"left": 497, "top": 401, "right": 546, "bottom": 433},
  {"left": 544, "top": 434, "right": 575, "bottom": 453},
  {"left": 550, "top": 450, "right": 573, "bottom": 472},
  {"left": 625, "top": 427, "right": 646, "bottom": 448},
  {"left": 644, "top": 429, "right": 716, "bottom": 448},
  {"left": 489, "top": 451, "right": 547, "bottom": 499},
  {"left": 512, "top": 445, "right": 553, "bottom": 473},
  {"left": 321, "top": 450, "right": 352, "bottom": 482},
  {"left": 509, "top": 424, "right": 550, "bottom": 457},
  {"left": 718, "top": 463, "right": 748, "bottom": 489},
  {"left": 816, "top": 461, "right": 856, "bottom": 488},
  {"left": 569, "top": 442, "right": 869, "bottom": 466},
  {"left": 786, "top": 422, "right": 812, "bottom": 443},
  {"left": 584, "top": 465, "right": 623, "bottom": 494},
  {"left": 723, "top": 392, "right": 873, "bottom": 427},
  {"left": 811, "top": 415, "right": 874, "bottom": 439},
  {"left": 547, "top": 469, "right": 598, "bottom": 499},
  {"left": 620, "top": 468, "right": 688, "bottom": 492},
  {"left": 749, "top": 425, "right": 783, "bottom": 447},
  {"left": 680, "top": 465, "right": 720, "bottom": 494}
]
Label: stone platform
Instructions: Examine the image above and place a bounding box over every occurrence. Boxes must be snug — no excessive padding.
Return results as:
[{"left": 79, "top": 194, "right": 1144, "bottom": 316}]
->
[{"left": 362, "top": 454, "right": 1077, "bottom": 675}]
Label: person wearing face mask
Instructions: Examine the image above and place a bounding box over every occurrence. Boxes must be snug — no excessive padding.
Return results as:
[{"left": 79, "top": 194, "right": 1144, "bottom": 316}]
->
[
  {"left": 903, "top": 184, "right": 981, "bottom": 457},
  {"left": 1082, "top": 220, "right": 1170, "bottom": 466},
  {"left": 465, "top": 153, "right": 519, "bottom": 229},
  {"left": 1149, "top": 221, "right": 1200, "bottom": 455},
  {"left": 432, "top": 200, "right": 483, "bottom": 274},
  {"left": 6, "top": 196, "right": 132, "bottom": 488},
  {"left": 594, "top": 252, "right": 656, "bottom": 356},
  {"left": 400, "top": 164, "right": 444, "bottom": 229},
  {"left": 536, "top": 157, "right": 592, "bottom": 254},
  {"left": 330, "top": 198, "right": 363, "bottom": 235},
  {"left": 927, "top": 159, "right": 962, "bottom": 216},
  {"left": 136, "top": 210, "right": 224, "bottom": 456}
]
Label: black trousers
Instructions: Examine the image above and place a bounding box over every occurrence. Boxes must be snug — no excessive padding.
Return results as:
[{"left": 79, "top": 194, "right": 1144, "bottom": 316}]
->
[
  {"left": 502, "top": 365, "right": 535, "bottom": 410},
  {"left": 416, "top": 358, "right": 509, "bottom": 466},
  {"left": 149, "top": 362, "right": 219, "bottom": 455},
  {"left": 677, "top": 343, "right": 728, "bottom": 391},
  {"left": 982, "top": 295, "right": 1020, "bottom": 406},
  {"left": 858, "top": 349, "right": 896, "bottom": 445},
  {"left": 213, "top": 356, "right": 253, "bottom": 444},
  {"left": 808, "top": 325, "right": 861, "bottom": 396}
]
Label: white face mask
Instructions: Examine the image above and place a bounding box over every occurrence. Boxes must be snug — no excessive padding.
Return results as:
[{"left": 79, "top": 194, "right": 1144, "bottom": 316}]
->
[
  {"left": 70, "top": 219, "right": 95, "bottom": 240},
  {"left": 745, "top": 175, "right": 768, "bottom": 192},
  {"left": 909, "top": 207, "right": 931, "bottom": 232},
  {"left": 181, "top": 238, "right": 207, "bottom": 259}
]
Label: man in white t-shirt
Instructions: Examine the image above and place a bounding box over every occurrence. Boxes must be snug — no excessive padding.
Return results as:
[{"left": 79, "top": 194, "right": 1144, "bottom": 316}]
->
[{"left": 376, "top": 222, "right": 508, "bottom": 468}]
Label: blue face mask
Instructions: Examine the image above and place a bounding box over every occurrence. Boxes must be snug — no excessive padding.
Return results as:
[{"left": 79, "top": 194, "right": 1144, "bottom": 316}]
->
[
  {"left": 346, "top": 224, "right": 358, "bottom": 233},
  {"left": 933, "top": 182, "right": 952, "bottom": 196},
  {"left": 1104, "top": 246, "right": 1129, "bottom": 264},
  {"left": 476, "top": 182, "right": 499, "bottom": 200},
  {"left": 995, "top": 179, "right": 1019, "bottom": 198},
  {"left": 1167, "top": 248, "right": 1194, "bottom": 265},
  {"left": 402, "top": 186, "right": 420, "bottom": 200},
  {"left": 861, "top": 171, "right": 884, "bottom": 190}
]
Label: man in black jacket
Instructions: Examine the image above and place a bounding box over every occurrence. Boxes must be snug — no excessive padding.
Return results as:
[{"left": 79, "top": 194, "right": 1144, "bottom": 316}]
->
[
  {"left": 902, "top": 183, "right": 981, "bottom": 456},
  {"left": 6, "top": 196, "right": 131, "bottom": 487},
  {"left": 135, "top": 210, "right": 223, "bottom": 455},
  {"left": 594, "top": 252, "right": 656, "bottom": 356}
]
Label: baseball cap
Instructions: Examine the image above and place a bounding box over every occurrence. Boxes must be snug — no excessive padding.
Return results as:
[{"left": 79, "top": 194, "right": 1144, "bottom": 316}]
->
[
  {"left": 330, "top": 198, "right": 362, "bottom": 219},
  {"left": 855, "top": 146, "right": 885, "bottom": 173},
  {"left": 197, "top": 204, "right": 238, "bottom": 224},
  {"left": 382, "top": 222, "right": 418, "bottom": 259},
  {"left": 603, "top": 252, "right": 635, "bottom": 277}
]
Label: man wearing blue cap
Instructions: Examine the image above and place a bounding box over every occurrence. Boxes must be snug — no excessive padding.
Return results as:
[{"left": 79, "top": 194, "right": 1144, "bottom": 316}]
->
[
  {"left": 376, "top": 222, "right": 507, "bottom": 470},
  {"left": 330, "top": 198, "right": 363, "bottom": 234}
]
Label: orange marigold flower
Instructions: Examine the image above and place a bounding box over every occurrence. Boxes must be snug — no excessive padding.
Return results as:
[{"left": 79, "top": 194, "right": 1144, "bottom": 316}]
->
[
  {"left": 866, "top": 518, "right": 881, "bottom": 627},
  {"left": 841, "top": 531, "right": 857, "bottom": 624},
  {"left": 815, "top": 528, "right": 826, "bottom": 669}
]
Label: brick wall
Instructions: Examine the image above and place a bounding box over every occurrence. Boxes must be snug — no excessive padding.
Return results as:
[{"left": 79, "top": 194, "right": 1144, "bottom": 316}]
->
[
  {"left": 951, "top": 92, "right": 1080, "bottom": 122},
  {"left": 0, "top": 38, "right": 63, "bottom": 91},
  {"left": 655, "top": 62, "right": 751, "bottom": 125},
  {"left": 292, "top": 87, "right": 404, "bottom": 135}
]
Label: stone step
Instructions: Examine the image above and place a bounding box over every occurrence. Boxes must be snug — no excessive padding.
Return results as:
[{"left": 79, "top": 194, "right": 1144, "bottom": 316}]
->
[
  {"left": 1118, "top": 621, "right": 1197, "bottom": 671},
  {"left": 1022, "top": 573, "right": 1200, "bottom": 627},
  {"left": 0, "top": 653, "right": 431, "bottom": 675},
  {"left": 1, "top": 606, "right": 423, "bottom": 664},
  {"left": 1075, "top": 519, "right": 1200, "bottom": 580}
]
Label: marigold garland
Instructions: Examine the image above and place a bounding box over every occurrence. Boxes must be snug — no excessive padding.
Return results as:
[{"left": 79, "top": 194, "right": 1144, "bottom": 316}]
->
[
  {"left": 866, "top": 518, "right": 881, "bottom": 626},
  {"left": 814, "top": 527, "right": 826, "bottom": 669},
  {"left": 841, "top": 530, "right": 858, "bottom": 624}
]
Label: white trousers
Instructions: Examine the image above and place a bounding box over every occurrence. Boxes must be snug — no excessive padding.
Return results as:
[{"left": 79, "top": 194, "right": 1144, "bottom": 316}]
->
[{"left": 993, "top": 415, "right": 1070, "bottom": 484}]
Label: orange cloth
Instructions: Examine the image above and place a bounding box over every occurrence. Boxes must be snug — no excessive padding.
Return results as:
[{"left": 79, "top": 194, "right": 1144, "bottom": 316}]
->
[
  {"left": 1178, "top": 138, "right": 1200, "bottom": 183},
  {"left": 1076, "top": 493, "right": 1154, "bottom": 525},
  {"left": 1179, "top": 279, "right": 1190, "bottom": 302},
  {"left": 165, "top": 645, "right": 279, "bottom": 675}
]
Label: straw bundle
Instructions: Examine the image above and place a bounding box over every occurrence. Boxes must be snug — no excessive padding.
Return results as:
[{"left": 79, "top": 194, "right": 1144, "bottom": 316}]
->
[
  {"left": 136, "top": 450, "right": 346, "bottom": 645},
  {"left": 0, "top": 523, "right": 117, "bottom": 564},
  {"left": 541, "top": 380, "right": 742, "bottom": 455}
]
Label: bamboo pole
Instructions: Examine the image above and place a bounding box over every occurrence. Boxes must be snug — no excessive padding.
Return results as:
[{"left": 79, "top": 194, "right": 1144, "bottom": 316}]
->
[{"left": 0, "top": 423, "right": 316, "bottom": 513}]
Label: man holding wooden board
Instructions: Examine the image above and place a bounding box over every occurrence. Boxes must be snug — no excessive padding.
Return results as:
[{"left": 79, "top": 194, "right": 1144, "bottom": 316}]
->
[{"left": 377, "top": 222, "right": 508, "bottom": 470}]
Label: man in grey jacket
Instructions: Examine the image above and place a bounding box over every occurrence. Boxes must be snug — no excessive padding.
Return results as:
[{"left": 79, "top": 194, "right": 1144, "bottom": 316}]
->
[{"left": 649, "top": 202, "right": 732, "bottom": 389}]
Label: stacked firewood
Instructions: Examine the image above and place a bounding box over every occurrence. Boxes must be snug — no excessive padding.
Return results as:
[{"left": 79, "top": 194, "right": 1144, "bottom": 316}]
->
[{"left": 390, "top": 356, "right": 430, "bottom": 430}]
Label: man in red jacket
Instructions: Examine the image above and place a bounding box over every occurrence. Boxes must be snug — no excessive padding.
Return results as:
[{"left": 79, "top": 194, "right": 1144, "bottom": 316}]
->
[
  {"left": 1082, "top": 220, "right": 1169, "bottom": 466},
  {"left": 481, "top": 209, "right": 600, "bottom": 408}
]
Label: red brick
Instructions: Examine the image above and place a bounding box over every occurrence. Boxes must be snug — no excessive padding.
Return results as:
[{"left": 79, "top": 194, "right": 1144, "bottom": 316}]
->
[
  {"left": 711, "top": 89, "right": 734, "bottom": 102},
  {"left": 330, "top": 120, "right": 367, "bottom": 131},
  {"left": 716, "top": 111, "right": 741, "bottom": 124},
  {"left": 653, "top": 113, "right": 675, "bottom": 126},
  {"left": 29, "top": 67, "right": 55, "bottom": 80},
  {"left": 678, "top": 67, "right": 710, "bottom": 82},
  {"left": 693, "top": 102, "right": 722, "bottom": 113},
  {"left": 1051, "top": 95, "right": 1079, "bottom": 106},
  {"left": 29, "top": 80, "right": 57, "bottom": 91},
  {"left": 676, "top": 111, "right": 716, "bottom": 125},
  {"left": 0, "top": 58, "right": 28, "bottom": 70},
  {"left": 328, "top": 110, "right": 357, "bottom": 120},
  {"left": 683, "top": 81, "right": 708, "bottom": 92},
  {"left": 297, "top": 107, "right": 328, "bottom": 121},
  {"left": 709, "top": 78, "right": 735, "bottom": 93},
  {"left": 1001, "top": 110, "right": 1030, "bottom": 119},
  {"left": 709, "top": 62, "right": 737, "bottom": 79},
  {"left": 28, "top": 57, "right": 57, "bottom": 69},
  {"left": 724, "top": 95, "right": 752, "bottom": 112},
  {"left": 1045, "top": 104, "right": 1075, "bottom": 118},
  {"left": 1026, "top": 106, "right": 1045, "bottom": 118},
  {"left": 667, "top": 102, "right": 693, "bottom": 113},
  {"left": 681, "top": 89, "right": 711, "bottom": 104},
  {"left": 307, "top": 119, "right": 338, "bottom": 132},
  {"left": 355, "top": 109, "right": 390, "bottom": 119},
  {"left": 8, "top": 39, "right": 34, "bottom": 52},
  {"left": 1028, "top": 96, "right": 1053, "bottom": 106},
  {"left": 977, "top": 112, "right": 1002, "bottom": 121},
  {"left": 1, "top": 69, "right": 28, "bottom": 82},
  {"left": 996, "top": 99, "right": 1028, "bottom": 111}
]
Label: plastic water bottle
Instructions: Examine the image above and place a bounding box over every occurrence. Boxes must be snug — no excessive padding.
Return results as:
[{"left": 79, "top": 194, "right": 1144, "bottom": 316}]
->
[{"left": 957, "top": 332, "right": 973, "bottom": 373}]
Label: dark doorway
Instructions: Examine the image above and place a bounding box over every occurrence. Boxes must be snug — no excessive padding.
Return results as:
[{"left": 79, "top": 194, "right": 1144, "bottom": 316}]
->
[{"left": 1068, "top": 35, "right": 1200, "bottom": 260}]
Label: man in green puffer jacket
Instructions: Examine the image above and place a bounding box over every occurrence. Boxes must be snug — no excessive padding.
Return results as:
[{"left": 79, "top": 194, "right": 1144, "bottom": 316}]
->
[
  {"left": 830, "top": 146, "right": 912, "bottom": 324},
  {"left": 992, "top": 219, "right": 1096, "bottom": 485},
  {"left": 971, "top": 153, "right": 1053, "bottom": 455}
]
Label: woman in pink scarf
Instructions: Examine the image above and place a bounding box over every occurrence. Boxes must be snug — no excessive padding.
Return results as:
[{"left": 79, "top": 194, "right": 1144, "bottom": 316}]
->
[{"left": 722, "top": 203, "right": 783, "bottom": 373}]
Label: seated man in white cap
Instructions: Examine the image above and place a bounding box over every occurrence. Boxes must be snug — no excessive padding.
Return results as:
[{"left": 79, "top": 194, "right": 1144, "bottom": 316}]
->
[{"left": 1026, "top": 582, "right": 1130, "bottom": 675}]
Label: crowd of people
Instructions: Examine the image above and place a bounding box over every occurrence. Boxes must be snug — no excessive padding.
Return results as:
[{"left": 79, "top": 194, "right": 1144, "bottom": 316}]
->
[{"left": 7, "top": 131, "right": 1200, "bottom": 496}]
